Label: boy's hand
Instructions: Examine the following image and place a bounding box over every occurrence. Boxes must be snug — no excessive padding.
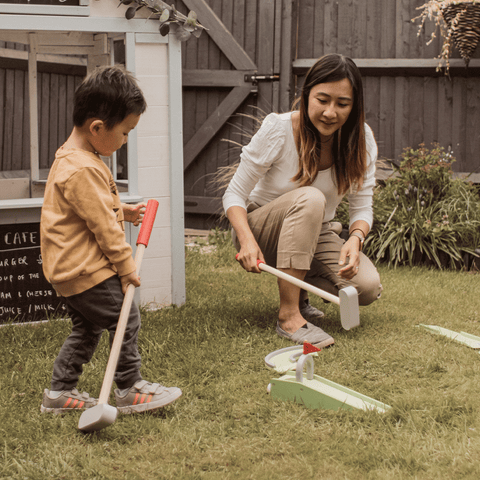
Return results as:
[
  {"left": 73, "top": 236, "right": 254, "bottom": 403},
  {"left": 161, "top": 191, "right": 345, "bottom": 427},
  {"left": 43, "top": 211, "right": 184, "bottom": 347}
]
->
[
  {"left": 120, "top": 271, "right": 141, "bottom": 294},
  {"left": 123, "top": 202, "right": 147, "bottom": 226}
]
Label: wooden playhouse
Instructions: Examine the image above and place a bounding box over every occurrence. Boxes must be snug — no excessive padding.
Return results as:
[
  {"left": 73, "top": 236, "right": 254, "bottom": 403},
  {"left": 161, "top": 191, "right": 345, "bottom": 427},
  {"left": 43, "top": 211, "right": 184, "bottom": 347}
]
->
[{"left": 0, "top": 0, "right": 186, "bottom": 323}]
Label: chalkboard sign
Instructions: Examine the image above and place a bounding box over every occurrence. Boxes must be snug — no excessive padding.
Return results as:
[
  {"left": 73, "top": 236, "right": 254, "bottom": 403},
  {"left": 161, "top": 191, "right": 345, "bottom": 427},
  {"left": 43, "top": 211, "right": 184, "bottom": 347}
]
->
[
  {"left": 0, "top": 222, "right": 66, "bottom": 324},
  {"left": 0, "top": 1, "right": 81, "bottom": 5}
]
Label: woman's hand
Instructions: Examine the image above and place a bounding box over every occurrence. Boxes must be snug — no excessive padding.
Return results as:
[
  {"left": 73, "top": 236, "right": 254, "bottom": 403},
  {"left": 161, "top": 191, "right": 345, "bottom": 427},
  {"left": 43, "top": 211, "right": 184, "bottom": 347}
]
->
[
  {"left": 338, "top": 236, "right": 361, "bottom": 280},
  {"left": 123, "top": 202, "right": 147, "bottom": 226},
  {"left": 227, "top": 206, "right": 265, "bottom": 273},
  {"left": 236, "top": 239, "right": 265, "bottom": 273}
]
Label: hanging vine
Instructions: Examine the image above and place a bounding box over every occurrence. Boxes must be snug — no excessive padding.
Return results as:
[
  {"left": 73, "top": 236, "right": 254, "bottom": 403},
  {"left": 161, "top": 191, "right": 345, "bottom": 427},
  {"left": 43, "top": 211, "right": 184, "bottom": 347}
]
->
[{"left": 119, "top": 0, "right": 207, "bottom": 41}]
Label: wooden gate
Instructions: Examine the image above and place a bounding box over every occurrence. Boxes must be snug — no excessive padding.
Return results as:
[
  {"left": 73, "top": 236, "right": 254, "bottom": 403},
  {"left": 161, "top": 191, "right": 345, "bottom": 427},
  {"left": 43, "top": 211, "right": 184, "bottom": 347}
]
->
[{"left": 180, "top": 0, "right": 293, "bottom": 229}]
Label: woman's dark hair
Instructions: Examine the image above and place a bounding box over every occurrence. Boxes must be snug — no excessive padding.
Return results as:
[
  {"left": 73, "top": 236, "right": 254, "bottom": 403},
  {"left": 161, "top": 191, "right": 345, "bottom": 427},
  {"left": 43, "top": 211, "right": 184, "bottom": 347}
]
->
[
  {"left": 73, "top": 65, "right": 147, "bottom": 130},
  {"left": 292, "top": 54, "right": 367, "bottom": 195}
]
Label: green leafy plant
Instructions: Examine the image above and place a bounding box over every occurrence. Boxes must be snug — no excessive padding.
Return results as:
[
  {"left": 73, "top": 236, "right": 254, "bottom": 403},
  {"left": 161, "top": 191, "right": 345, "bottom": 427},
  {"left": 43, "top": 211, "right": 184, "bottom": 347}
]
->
[
  {"left": 119, "top": 0, "right": 207, "bottom": 41},
  {"left": 364, "top": 144, "right": 480, "bottom": 269}
]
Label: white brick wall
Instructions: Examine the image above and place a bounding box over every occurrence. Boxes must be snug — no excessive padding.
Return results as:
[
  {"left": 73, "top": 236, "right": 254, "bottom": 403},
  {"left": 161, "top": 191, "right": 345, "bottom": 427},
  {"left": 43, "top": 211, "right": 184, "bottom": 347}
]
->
[
  {"left": 135, "top": 42, "right": 173, "bottom": 309},
  {"left": 89, "top": 3, "right": 179, "bottom": 309}
]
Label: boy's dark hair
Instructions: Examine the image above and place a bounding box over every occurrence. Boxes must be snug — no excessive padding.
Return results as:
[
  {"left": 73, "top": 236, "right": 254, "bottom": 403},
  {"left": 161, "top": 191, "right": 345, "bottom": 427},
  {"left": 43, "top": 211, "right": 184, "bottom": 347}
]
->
[{"left": 73, "top": 65, "right": 147, "bottom": 129}]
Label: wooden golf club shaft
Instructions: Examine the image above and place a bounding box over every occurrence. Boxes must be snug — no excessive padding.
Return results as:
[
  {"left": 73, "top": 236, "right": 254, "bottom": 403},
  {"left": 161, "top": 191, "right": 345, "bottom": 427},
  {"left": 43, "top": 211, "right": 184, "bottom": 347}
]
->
[
  {"left": 97, "top": 245, "right": 145, "bottom": 405},
  {"left": 97, "top": 199, "right": 159, "bottom": 406},
  {"left": 256, "top": 260, "right": 340, "bottom": 306}
]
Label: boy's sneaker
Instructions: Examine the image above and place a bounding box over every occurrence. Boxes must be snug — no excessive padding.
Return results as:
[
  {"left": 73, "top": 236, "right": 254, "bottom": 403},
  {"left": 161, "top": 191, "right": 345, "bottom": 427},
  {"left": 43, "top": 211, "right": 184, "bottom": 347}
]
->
[
  {"left": 114, "top": 380, "right": 182, "bottom": 414},
  {"left": 40, "top": 388, "right": 98, "bottom": 414}
]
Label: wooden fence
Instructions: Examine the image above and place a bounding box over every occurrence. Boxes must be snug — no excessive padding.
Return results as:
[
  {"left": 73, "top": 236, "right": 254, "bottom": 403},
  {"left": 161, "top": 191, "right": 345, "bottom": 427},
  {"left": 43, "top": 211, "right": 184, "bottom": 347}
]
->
[
  {"left": 1, "top": 1, "right": 479, "bottom": 226},
  {"left": 294, "top": 0, "right": 480, "bottom": 173},
  {"left": 181, "top": 0, "right": 480, "bottom": 229},
  {"left": 0, "top": 41, "right": 84, "bottom": 174}
]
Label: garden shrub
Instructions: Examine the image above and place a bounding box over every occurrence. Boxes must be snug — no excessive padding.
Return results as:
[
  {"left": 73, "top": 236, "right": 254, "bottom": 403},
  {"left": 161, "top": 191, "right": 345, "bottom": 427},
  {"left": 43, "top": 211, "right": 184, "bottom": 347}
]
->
[{"left": 364, "top": 144, "right": 480, "bottom": 269}]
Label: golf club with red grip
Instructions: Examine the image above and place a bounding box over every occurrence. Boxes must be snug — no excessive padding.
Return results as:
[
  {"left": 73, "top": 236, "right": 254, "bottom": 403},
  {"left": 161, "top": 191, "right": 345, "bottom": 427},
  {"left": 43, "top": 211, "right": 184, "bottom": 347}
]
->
[{"left": 79, "top": 199, "right": 159, "bottom": 432}]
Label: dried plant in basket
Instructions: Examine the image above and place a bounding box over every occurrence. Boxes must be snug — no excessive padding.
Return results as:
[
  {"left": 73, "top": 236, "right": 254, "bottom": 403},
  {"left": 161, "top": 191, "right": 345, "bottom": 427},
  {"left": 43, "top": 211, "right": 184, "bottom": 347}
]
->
[{"left": 413, "top": 0, "right": 480, "bottom": 73}]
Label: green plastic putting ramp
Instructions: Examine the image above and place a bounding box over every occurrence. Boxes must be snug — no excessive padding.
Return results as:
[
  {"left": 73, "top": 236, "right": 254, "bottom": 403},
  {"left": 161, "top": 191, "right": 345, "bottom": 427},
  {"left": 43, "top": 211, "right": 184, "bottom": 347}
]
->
[
  {"left": 269, "top": 354, "right": 391, "bottom": 413},
  {"left": 418, "top": 324, "right": 480, "bottom": 350}
]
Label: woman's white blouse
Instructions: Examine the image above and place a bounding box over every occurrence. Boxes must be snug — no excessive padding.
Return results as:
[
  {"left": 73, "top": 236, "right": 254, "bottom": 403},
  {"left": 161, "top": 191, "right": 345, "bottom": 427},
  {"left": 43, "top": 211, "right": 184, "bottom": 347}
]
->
[{"left": 222, "top": 111, "right": 378, "bottom": 229}]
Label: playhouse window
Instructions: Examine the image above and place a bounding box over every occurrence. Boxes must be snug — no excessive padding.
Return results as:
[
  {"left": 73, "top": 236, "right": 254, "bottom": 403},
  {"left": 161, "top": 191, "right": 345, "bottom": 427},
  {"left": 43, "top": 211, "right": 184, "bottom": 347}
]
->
[{"left": 0, "top": 32, "right": 131, "bottom": 202}]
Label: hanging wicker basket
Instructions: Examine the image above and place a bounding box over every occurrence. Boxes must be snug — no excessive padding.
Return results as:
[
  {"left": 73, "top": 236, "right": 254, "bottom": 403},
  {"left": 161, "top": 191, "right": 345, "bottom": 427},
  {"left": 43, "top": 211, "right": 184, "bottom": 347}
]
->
[{"left": 441, "top": 1, "right": 480, "bottom": 66}]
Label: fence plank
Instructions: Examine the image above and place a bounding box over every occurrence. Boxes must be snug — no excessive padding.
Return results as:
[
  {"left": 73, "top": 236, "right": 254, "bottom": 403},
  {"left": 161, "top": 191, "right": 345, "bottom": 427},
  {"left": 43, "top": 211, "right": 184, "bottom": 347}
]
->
[
  {"left": 232, "top": 0, "right": 246, "bottom": 48},
  {"left": 219, "top": 0, "right": 233, "bottom": 70},
  {"left": 379, "top": 76, "right": 395, "bottom": 161},
  {"left": 364, "top": 76, "right": 379, "bottom": 140},
  {"left": 437, "top": 77, "right": 453, "bottom": 153},
  {"left": 407, "top": 0, "right": 422, "bottom": 59},
  {"left": 352, "top": 0, "right": 367, "bottom": 58},
  {"left": 323, "top": 0, "right": 338, "bottom": 55},
  {"left": 312, "top": 0, "right": 324, "bottom": 58},
  {"left": 257, "top": 0, "right": 276, "bottom": 113},
  {"left": 0, "top": 68, "right": 5, "bottom": 169},
  {"left": 193, "top": 88, "right": 209, "bottom": 195},
  {"left": 466, "top": 78, "right": 480, "bottom": 173},
  {"left": 205, "top": 0, "right": 222, "bottom": 186},
  {"left": 66, "top": 75, "right": 75, "bottom": 136},
  {"left": 337, "top": 0, "right": 355, "bottom": 57},
  {"left": 394, "top": 76, "right": 408, "bottom": 163},
  {"left": 409, "top": 77, "right": 424, "bottom": 149},
  {"left": 182, "top": 89, "right": 197, "bottom": 155},
  {"left": 12, "top": 69, "right": 24, "bottom": 170},
  {"left": 182, "top": 16, "right": 198, "bottom": 69},
  {"left": 205, "top": 94, "right": 220, "bottom": 190},
  {"left": 452, "top": 78, "right": 466, "bottom": 171},
  {"left": 40, "top": 73, "right": 50, "bottom": 169},
  {"left": 395, "top": 0, "right": 410, "bottom": 58},
  {"left": 244, "top": 0, "right": 257, "bottom": 62},
  {"left": 48, "top": 74, "right": 59, "bottom": 166},
  {"left": 297, "top": 0, "right": 315, "bottom": 59},
  {"left": 366, "top": 0, "right": 381, "bottom": 59},
  {"left": 381, "top": 0, "right": 396, "bottom": 58},
  {"left": 58, "top": 74, "right": 67, "bottom": 146},
  {"left": 271, "top": 0, "right": 282, "bottom": 112},
  {"left": 3, "top": 69, "right": 15, "bottom": 171},
  {"left": 22, "top": 72, "right": 30, "bottom": 171},
  {"left": 423, "top": 76, "right": 437, "bottom": 148},
  {"left": 280, "top": 0, "right": 294, "bottom": 111}
]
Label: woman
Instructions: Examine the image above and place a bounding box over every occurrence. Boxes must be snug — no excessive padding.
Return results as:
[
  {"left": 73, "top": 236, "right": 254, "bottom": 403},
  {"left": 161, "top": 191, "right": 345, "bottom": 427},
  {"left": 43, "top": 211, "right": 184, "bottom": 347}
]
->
[{"left": 222, "top": 54, "right": 382, "bottom": 348}]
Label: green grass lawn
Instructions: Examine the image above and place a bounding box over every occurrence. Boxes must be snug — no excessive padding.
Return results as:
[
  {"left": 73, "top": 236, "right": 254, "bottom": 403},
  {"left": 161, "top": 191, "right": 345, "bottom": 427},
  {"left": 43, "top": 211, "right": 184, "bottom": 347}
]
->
[{"left": 1, "top": 240, "right": 479, "bottom": 479}]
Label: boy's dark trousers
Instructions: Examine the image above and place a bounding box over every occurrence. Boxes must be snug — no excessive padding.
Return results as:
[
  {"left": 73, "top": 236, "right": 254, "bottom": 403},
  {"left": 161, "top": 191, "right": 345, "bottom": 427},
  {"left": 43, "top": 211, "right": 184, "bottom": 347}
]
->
[{"left": 51, "top": 275, "right": 143, "bottom": 391}]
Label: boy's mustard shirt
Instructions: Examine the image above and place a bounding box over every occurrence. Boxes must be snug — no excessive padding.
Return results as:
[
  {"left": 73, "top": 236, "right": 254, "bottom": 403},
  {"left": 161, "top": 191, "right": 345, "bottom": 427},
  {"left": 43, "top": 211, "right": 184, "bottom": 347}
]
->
[{"left": 40, "top": 147, "right": 137, "bottom": 297}]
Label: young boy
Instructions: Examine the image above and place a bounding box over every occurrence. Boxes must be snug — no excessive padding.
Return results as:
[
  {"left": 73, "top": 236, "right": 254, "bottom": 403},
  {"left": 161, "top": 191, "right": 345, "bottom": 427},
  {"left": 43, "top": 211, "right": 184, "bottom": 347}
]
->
[{"left": 40, "top": 65, "right": 182, "bottom": 414}]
